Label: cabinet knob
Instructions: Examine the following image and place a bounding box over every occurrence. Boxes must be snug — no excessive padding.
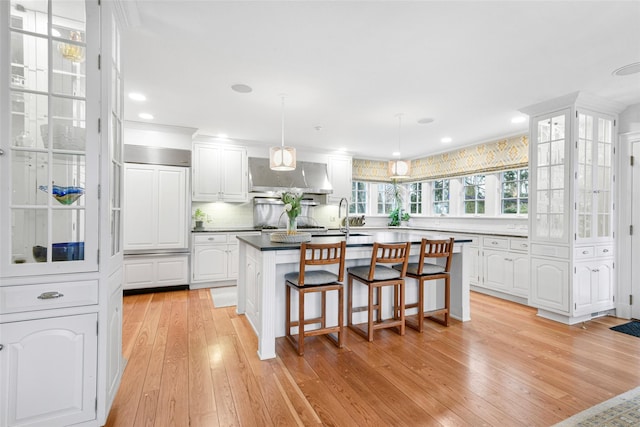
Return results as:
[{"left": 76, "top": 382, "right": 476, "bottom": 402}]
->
[
  {"left": 37, "top": 291, "right": 64, "bottom": 300},
  {"left": 0, "top": 344, "right": 3, "bottom": 351},
  {"left": 0, "top": 148, "right": 4, "bottom": 156},
  {"left": 602, "top": 249, "right": 609, "bottom": 253},
  {"left": 592, "top": 268, "right": 600, "bottom": 273}
]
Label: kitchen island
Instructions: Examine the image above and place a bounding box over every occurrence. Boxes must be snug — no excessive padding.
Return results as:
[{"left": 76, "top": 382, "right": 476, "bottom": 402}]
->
[{"left": 237, "top": 231, "right": 473, "bottom": 360}]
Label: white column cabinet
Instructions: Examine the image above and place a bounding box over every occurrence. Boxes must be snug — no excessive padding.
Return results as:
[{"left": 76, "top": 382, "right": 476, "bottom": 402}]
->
[
  {"left": 0, "top": 2, "right": 124, "bottom": 425},
  {"left": 192, "top": 142, "right": 248, "bottom": 202},
  {"left": 123, "top": 163, "right": 188, "bottom": 251},
  {"left": 522, "top": 92, "right": 621, "bottom": 323}
]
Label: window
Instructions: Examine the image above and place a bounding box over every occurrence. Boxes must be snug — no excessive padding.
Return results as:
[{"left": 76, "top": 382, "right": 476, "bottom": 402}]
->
[
  {"left": 408, "top": 182, "right": 423, "bottom": 214},
  {"left": 377, "top": 183, "right": 395, "bottom": 214},
  {"left": 501, "top": 168, "right": 528, "bottom": 214},
  {"left": 432, "top": 179, "right": 449, "bottom": 214},
  {"left": 350, "top": 181, "right": 367, "bottom": 214},
  {"left": 464, "top": 175, "right": 485, "bottom": 214}
]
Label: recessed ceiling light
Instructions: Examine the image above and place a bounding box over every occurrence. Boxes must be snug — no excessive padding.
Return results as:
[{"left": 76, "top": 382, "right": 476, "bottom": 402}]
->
[
  {"left": 511, "top": 116, "right": 527, "bottom": 124},
  {"left": 612, "top": 62, "right": 640, "bottom": 76},
  {"left": 128, "top": 92, "right": 146, "bottom": 101},
  {"left": 441, "top": 137, "right": 452, "bottom": 143},
  {"left": 417, "top": 117, "right": 434, "bottom": 125},
  {"left": 216, "top": 134, "right": 229, "bottom": 140},
  {"left": 231, "top": 84, "right": 252, "bottom": 93},
  {"left": 138, "top": 113, "right": 154, "bottom": 120},
  {"left": 392, "top": 151, "right": 401, "bottom": 157}
]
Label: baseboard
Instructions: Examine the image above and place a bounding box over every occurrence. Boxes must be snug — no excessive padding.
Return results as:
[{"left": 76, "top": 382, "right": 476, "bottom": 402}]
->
[{"left": 123, "top": 284, "right": 189, "bottom": 296}]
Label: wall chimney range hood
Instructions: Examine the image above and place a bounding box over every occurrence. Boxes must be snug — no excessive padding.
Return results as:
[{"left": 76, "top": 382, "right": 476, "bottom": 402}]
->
[{"left": 248, "top": 157, "right": 333, "bottom": 194}]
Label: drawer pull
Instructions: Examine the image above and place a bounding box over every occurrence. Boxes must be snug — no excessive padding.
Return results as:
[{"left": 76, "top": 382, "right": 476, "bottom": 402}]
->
[
  {"left": 582, "top": 250, "right": 589, "bottom": 254},
  {"left": 602, "top": 249, "right": 609, "bottom": 253},
  {"left": 491, "top": 241, "right": 498, "bottom": 245},
  {"left": 37, "top": 291, "right": 64, "bottom": 300},
  {"left": 592, "top": 268, "right": 600, "bottom": 273}
]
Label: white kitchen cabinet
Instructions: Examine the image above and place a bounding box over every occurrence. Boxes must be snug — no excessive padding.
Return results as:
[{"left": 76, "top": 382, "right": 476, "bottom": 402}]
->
[
  {"left": 327, "top": 155, "right": 352, "bottom": 203},
  {"left": 530, "top": 258, "right": 570, "bottom": 312},
  {"left": 192, "top": 142, "right": 248, "bottom": 202},
  {"left": 473, "top": 236, "right": 529, "bottom": 300},
  {"left": 573, "top": 256, "right": 614, "bottom": 317},
  {"left": 124, "top": 163, "right": 188, "bottom": 251},
  {"left": 0, "top": 313, "right": 98, "bottom": 427},
  {"left": 123, "top": 254, "right": 189, "bottom": 290},
  {"left": 191, "top": 232, "right": 260, "bottom": 288},
  {"left": 0, "top": 2, "right": 124, "bottom": 425},
  {"left": 522, "top": 92, "right": 621, "bottom": 323}
]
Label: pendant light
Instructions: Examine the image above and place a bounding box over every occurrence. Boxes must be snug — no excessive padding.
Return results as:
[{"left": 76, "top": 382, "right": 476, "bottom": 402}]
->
[
  {"left": 270, "top": 95, "right": 296, "bottom": 171},
  {"left": 388, "top": 113, "right": 411, "bottom": 179}
]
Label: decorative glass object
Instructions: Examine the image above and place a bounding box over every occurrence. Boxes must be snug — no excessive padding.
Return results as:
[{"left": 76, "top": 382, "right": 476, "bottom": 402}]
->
[
  {"left": 38, "top": 184, "right": 85, "bottom": 205},
  {"left": 58, "top": 31, "right": 85, "bottom": 63},
  {"left": 287, "top": 216, "right": 297, "bottom": 235}
]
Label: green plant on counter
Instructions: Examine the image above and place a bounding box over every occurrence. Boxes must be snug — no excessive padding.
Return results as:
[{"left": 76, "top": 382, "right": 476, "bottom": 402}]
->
[
  {"left": 388, "top": 208, "right": 410, "bottom": 226},
  {"left": 193, "top": 208, "right": 207, "bottom": 222}
]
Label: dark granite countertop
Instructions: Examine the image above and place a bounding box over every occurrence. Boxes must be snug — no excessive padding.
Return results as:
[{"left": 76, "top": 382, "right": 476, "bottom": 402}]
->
[
  {"left": 237, "top": 230, "right": 473, "bottom": 251},
  {"left": 192, "top": 227, "right": 260, "bottom": 233}
]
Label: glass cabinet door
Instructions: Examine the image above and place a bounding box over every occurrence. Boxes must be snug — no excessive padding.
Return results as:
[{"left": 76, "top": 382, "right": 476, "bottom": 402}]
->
[
  {"left": 576, "top": 110, "right": 614, "bottom": 242},
  {"left": 3, "top": 0, "right": 98, "bottom": 273},
  {"left": 531, "top": 109, "right": 570, "bottom": 243}
]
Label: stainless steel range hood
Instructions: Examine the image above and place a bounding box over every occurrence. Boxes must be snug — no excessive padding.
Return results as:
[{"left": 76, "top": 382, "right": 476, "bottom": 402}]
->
[{"left": 248, "top": 157, "right": 333, "bottom": 194}]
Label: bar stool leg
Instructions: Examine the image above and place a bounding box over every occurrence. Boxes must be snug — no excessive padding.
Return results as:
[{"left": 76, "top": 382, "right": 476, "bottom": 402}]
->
[
  {"left": 347, "top": 275, "right": 353, "bottom": 329},
  {"left": 321, "top": 290, "right": 326, "bottom": 329},
  {"left": 418, "top": 278, "right": 425, "bottom": 332},
  {"left": 298, "top": 288, "right": 305, "bottom": 356},
  {"left": 286, "top": 285, "right": 292, "bottom": 340},
  {"left": 337, "top": 287, "right": 344, "bottom": 348},
  {"left": 367, "top": 283, "right": 374, "bottom": 342},
  {"left": 399, "top": 281, "right": 405, "bottom": 336},
  {"left": 444, "top": 276, "right": 450, "bottom": 326}
]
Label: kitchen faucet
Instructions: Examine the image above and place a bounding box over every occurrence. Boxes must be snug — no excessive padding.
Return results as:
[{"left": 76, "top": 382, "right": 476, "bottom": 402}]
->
[{"left": 339, "top": 197, "right": 350, "bottom": 237}]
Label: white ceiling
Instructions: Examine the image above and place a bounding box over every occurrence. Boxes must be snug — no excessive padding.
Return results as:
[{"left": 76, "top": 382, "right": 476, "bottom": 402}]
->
[{"left": 122, "top": 1, "right": 640, "bottom": 160}]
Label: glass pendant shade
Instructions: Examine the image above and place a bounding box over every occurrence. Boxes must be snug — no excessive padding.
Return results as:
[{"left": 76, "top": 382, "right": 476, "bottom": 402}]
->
[
  {"left": 270, "top": 146, "right": 296, "bottom": 171},
  {"left": 388, "top": 159, "right": 411, "bottom": 179}
]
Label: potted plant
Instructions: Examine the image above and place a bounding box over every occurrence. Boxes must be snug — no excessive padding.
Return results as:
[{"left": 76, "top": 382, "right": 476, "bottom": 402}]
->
[
  {"left": 387, "top": 179, "right": 410, "bottom": 226},
  {"left": 193, "top": 208, "right": 207, "bottom": 230}
]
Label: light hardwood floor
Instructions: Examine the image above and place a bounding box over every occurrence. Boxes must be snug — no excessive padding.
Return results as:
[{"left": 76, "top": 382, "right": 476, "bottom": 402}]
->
[{"left": 105, "top": 289, "right": 640, "bottom": 427}]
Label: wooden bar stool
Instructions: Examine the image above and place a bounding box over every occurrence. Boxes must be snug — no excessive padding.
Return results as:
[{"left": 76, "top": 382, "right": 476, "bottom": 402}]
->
[
  {"left": 393, "top": 237, "right": 454, "bottom": 331},
  {"left": 347, "top": 241, "right": 411, "bottom": 342},
  {"left": 285, "top": 241, "right": 346, "bottom": 356}
]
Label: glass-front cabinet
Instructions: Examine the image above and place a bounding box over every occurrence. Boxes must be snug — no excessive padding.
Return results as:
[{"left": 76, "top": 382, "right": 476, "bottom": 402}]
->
[
  {"left": 1, "top": 1, "right": 124, "bottom": 426},
  {"left": 4, "top": 0, "right": 98, "bottom": 275},
  {"left": 522, "top": 92, "right": 621, "bottom": 324}
]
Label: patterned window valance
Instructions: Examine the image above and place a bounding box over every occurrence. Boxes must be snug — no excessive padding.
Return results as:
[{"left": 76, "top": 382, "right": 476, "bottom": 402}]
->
[{"left": 352, "top": 134, "right": 528, "bottom": 182}]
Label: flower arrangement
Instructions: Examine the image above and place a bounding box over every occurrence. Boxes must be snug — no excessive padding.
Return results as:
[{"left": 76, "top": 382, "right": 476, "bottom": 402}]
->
[{"left": 281, "top": 191, "right": 303, "bottom": 234}]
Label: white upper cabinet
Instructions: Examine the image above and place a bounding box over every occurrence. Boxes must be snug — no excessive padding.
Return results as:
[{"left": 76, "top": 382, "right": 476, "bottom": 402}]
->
[
  {"left": 192, "top": 142, "right": 248, "bottom": 202},
  {"left": 327, "top": 154, "right": 352, "bottom": 203}
]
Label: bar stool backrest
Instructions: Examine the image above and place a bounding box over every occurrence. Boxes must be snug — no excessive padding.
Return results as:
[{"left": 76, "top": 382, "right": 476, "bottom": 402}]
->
[
  {"left": 416, "top": 238, "right": 454, "bottom": 275},
  {"left": 297, "top": 241, "right": 347, "bottom": 286},
  {"left": 367, "top": 242, "right": 411, "bottom": 280}
]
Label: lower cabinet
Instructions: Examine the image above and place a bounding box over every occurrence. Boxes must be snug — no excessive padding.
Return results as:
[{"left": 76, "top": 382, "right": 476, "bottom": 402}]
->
[
  {"left": 573, "top": 259, "right": 614, "bottom": 316},
  {"left": 0, "top": 313, "right": 98, "bottom": 427},
  {"left": 191, "top": 232, "right": 260, "bottom": 287},
  {"left": 123, "top": 254, "right": 189, "bottom": 290},
  {"left": 530, "top": 257, "right": 570, "bottom": 313},
  {"left": 474, "top": 236, "right": 530, "bottom": 300}
]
